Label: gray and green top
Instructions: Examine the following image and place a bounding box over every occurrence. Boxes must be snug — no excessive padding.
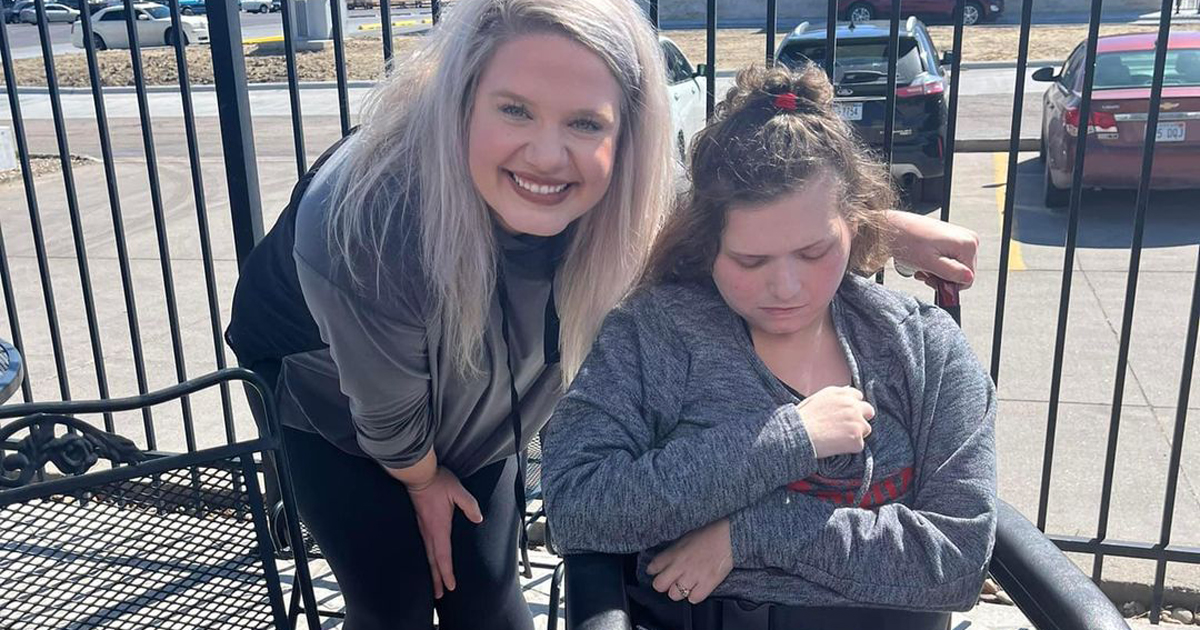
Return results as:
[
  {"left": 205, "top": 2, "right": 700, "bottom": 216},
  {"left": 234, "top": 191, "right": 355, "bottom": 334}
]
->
[{"left": 542, "top": 275, "right": 997, "bottom": 611}]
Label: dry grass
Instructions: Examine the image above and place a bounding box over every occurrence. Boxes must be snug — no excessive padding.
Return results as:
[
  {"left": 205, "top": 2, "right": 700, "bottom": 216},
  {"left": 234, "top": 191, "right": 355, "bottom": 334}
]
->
[{"left": 5, "top": 23, "right": 1199, "bottom": 89}]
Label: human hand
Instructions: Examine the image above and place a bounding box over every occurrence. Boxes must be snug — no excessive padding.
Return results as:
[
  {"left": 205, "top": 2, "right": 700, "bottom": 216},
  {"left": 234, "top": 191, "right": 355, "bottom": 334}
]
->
[
  {"left": 647, "top": 518, "right": 733, "bottom": 605},
  {"left": 888, "top": 210, "right": 980, "bottom": 290},
  {"left": 405, "top": 467, "right": 484, "bottom": 599},
  {"left": 797, "top": 386, "right": 875, "bottom": 459}
]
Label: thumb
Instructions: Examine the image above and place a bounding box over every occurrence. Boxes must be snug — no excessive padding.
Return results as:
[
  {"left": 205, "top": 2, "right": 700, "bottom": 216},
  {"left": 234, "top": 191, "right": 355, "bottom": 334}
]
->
[{"left": 453, "top": 487, "right": 484, "bottom": 524}]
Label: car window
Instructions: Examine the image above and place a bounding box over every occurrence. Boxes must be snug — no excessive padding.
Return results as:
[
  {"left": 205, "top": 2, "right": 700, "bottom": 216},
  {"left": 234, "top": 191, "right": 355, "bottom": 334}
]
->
[
  {"left": 661, "top": 41, "right": 695, "bottom": 84},
  {"left": 1059, "top": 44, "right": 1085, "bottom": 90},
  {"left": 141, "top": 5, "right": 168, "bottom": 17},
  {"left": 1088, "top": 50, "right": 1200, "bottom": 89},
  {"left": 99, "top": 7, "right": 124, "bottom": 19},
  {"left": 780, "top": 37, "right": 925, "bottom": 84}
]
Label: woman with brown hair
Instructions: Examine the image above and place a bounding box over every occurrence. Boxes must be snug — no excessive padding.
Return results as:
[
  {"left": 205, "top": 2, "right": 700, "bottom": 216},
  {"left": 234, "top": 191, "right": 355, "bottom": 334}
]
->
[{"left": 542, "top": 63, "right": 997, "bottom": 630}]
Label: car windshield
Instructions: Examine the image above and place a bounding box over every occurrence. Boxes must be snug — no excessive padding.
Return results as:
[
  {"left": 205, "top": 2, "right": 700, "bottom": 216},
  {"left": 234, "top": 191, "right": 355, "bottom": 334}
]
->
[
  {"left": 142, "top": 4, "right": 169, "bottom": 17},
  {"left": 780, "top": 37, "right": 925, "bottom": 85},
  {"left": 1092, "top": 50, "right": 1200, "bottom": 89}
]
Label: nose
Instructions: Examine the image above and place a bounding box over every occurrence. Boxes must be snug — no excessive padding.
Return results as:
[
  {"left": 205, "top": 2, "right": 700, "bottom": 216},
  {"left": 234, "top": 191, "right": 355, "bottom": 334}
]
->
[
  {"left": 767, "top": 261, "right": 804, "bottom": 300},
  {"left": 523, "top": 124, "right": 569, "bottom": 173}
]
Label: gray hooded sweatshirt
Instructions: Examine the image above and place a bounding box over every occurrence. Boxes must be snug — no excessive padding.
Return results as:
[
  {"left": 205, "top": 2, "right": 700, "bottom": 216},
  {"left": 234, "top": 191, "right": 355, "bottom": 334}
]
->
[{"left": 541, "top": 274, "right": 997, "bottom": 611}]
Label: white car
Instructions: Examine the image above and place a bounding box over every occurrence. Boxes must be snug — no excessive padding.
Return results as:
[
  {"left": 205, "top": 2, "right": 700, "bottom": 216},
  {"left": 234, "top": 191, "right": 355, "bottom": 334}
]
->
[
  {"left": 70, "top": 2, "right": 208, "bottom": 50},
  {"left": 660, "top": 36, "right": 707, "bottom": 166},
  {"left": 19, "top": 2, "right": 78, "bottom": 23},
  {"left": 239, "top": 0, "right": 275, "bottom": 13}
]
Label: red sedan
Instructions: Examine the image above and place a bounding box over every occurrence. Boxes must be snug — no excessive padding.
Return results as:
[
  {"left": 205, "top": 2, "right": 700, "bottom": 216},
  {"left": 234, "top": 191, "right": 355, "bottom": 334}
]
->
[{"left": 1034, "top": 32, "right": 1200, "bottom": 207}]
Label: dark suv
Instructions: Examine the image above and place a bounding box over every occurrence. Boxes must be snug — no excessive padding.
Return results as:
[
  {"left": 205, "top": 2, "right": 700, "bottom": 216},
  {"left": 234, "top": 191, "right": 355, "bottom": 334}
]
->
[{"left": 776, "top": 18, "right": 953, "bottom": 200}]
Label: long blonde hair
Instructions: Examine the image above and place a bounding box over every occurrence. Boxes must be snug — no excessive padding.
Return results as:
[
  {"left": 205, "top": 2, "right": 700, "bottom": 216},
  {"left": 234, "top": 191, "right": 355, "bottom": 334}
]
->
[{"left": 327, "top": 0, "right": 674, "bottom": 382}]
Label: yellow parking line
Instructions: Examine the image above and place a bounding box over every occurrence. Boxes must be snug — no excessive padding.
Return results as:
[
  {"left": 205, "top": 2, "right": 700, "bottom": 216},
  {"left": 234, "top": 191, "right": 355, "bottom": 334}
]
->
[
  {"left": 992, "top": 153, "right": 1026, "bottom": 272},
  {"left": 245, "top": 35, "right": 284, "bottom": 44},
  {"left": 358, "top": 18, "right": 431, "bottom": 30}
]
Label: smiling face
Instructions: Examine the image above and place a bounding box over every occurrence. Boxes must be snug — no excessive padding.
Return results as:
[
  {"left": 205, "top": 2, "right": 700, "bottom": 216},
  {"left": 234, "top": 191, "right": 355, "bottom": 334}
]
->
[
  {"left": 467, "top": 33, "right": 623, "bottom": 237},
  {"left": 711, "top": 175, "right": 854, "bottom": 338}
]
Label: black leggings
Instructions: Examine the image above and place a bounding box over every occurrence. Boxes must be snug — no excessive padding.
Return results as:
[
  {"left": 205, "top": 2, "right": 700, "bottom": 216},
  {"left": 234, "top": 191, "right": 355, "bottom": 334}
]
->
[{"left": 280, "top": 425, "right": 535, "bottom": 630}]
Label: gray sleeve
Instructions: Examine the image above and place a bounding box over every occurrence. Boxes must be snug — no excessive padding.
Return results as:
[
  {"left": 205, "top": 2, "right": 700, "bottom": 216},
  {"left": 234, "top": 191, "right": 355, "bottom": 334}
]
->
[
  {"left": 542, "top": 295, "right": 821, "bottom": 555},
  {"left": 294, "top": 253, "right": 435, "bottom": 469},
  {"left": 729, "top": 313, "right": 997, "bottom": 612}
]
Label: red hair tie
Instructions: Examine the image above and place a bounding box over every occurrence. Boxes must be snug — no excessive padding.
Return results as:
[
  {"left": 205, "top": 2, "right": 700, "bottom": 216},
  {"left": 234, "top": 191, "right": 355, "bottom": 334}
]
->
[{"left": 773, "top": 92, "right": 799, "bottom": 111}]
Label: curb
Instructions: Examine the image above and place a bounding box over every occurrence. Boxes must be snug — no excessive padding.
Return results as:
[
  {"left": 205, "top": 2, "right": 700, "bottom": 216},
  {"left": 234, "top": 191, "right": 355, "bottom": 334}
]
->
[
  {"left": 955, "top": 137, "right": 1038, "bottom": 152},
  {"left": 0, "top": 80, "right": 378, "bottom": 95}
]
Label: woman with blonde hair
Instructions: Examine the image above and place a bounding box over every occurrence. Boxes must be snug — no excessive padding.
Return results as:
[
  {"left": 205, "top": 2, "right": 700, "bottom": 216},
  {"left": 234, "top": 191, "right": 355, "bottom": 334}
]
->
[{"left": 226, "top": 0, "right": 982, "bottom": 626}]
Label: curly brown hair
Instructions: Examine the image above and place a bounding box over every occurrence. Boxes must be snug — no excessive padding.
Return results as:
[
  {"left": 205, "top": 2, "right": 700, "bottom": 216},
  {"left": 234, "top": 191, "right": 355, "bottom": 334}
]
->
[{"left": 642, "top": 63, "right": 897, "bottom": 287}]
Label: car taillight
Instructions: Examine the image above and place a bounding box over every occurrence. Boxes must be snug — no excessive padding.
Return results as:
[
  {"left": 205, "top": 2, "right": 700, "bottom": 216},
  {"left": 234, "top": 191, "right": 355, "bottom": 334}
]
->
[
  {"left": 896, "top": 77, "right": 945, "bottom": 98},
  {"left": 1064, "top": 108, "right": 1117, "bottom": 135}
]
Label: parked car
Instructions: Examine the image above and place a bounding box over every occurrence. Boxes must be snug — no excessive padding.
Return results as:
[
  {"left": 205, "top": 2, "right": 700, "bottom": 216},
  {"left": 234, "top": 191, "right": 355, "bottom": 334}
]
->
[
  {"left": 660, "top": 36, "right": 707, "bottom": 165},
  {"left": 776, "top": 18, "right": 953, "bottom": 201},
  {"left": 239, "top": 0, "right": 276, "bottom": 12},
  {"left": 18, "top": 1, "right": 78, "bottom": 22},
  {"left": 1034, "top": 31, "right": 1200, "bottom": 207},
  {"left": 840, "top": 0, "right": 1001, "bottom": 26},
  {"left": 3, "top": 0, "right": 34, "bottom": 22},
  {"left": 175, "top": 0, "right": 205, "bottom": 15},
  {"left": 70, "top": 2, "right": 208, "bottom": 49}
]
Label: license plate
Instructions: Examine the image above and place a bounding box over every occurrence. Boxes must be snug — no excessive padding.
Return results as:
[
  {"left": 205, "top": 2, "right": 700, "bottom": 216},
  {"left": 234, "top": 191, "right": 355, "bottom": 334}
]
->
[
  {"left": 834, "top": 102, "right": 863, "bottom": 121},
  {"left": 1156, "top": 122, "right": 1186, "bottom": 143}
]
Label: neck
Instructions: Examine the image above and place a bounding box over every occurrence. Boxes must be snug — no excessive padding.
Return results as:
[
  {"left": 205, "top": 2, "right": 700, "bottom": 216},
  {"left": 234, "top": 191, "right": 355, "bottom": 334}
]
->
[{"left": 749, "top": 306, "right": 846, "bottom": 395}]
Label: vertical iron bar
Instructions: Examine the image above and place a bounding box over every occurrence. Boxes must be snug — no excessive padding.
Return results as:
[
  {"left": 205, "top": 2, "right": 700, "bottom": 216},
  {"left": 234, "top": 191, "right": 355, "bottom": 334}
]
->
[
  {"left": 989, "top": 0, "right": 1034, "bottom": 386},
  {"left": 121, "top": 0, "right": 197, "bottom": 451},
  {"left": 76, "top": 0, "right": 156, "bottom": 444},
  {"left": 208, "top": 0, "right": 265, "bottom": 268},
  {"left": 1040, "top": 0, "right": 1106, "bottom": 536},
  {"left": 705, "top": 0, "right": 715, "bottom": 120},
  {"left": 34, "top": 0, "right": 116, "bottom": 430},
  {"left": 431, "top": 0, "right": 439, "bottom": 24},
  {"left": 0, "top": 14, "right": 70, "bottom": 403},
  {"left": 330, "top": 0, "right": 351, "bottom": 136},
  {"left": 939, "top": 0, "right": 966, "bottom": 220},
  {"left": 1095, "top": 0, "right": 1175, "bottom": 588},
  {"left": 0, "top": 224, "right": 31, "bottom": 403},
  {"left": 765, "top": 0, "right": 776, "bottom": 66},
  {"left": 167, "top": 0, "right": 237, "bottom": 444},
  {"left": 881, "top": 0, "right": 900, "bottom": 166},
  {"left": 380, "top": 0, "right": 393, "bottom": 62},
  {"left": 650, "top": 0, "right": 658, "bottom": 28},
  {"left": 1152, "top": 248, "right": 1200, "bottom": 619},
  {"left": 823, "top": 0, "right": 836, "bottom": 80},
  {"left": 279, "top": 0, "right": 308, "bottom": 178}
]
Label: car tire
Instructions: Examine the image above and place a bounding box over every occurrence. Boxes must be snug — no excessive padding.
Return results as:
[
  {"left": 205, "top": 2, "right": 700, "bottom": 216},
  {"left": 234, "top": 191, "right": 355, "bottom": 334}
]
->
[
  {"left": 847, "top": 1, "right": 874, "bottom": 22},
  {"left": 165, "top": 27, "right": 183, "bottom": 47},
  {"left": 963, "top": 0, "right": 984, "bottom": 25},
  {"left": 92, "top": 34, "right": 107, "bottom": 50},
  {"left": 182, "top": 6, "right": 193, "bottom": 13},
  {"left": 1043, "top": 152, "right": 1069, "bottom": 209}
]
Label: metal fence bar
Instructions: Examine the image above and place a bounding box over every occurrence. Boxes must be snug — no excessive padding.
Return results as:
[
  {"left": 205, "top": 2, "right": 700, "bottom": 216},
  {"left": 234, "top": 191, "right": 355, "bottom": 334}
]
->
[
  {"left": 1041, "top": 0, "right": 1104, "bottom": 544},
  {"left": 208, "top": 0, "right": 265, "bottom": 268},
  {"left": 330, "top": 0, "right": 352, "bottom": 136},
  {"left": 990, "top": 0, "right": 1034, "bottom": 388},
  {"left": 380, "top": 0, "right": 394, "bottom": 62},
  {"left": 649, "top": 0, "right": 658, "bottom": 29},
  {"left": 431, "top": 0, "right": 440, "bottom": 24},
  {"left": 938, "top": 0, "right": 967, "bottom": 219},
  {"left": 0, "top": 16, "right": 71, "bottom": 404},
  {"left": 1096, "top": 0, "right": 1174, "bottom": 611},
  {"left": 0, "top": 224, "right": 30, "bottom": 403},
  {"left": 75, "top": 0, "right": 157, "bottom": 443},
  {"left": 823, "top": 0, "right": 836, "bottom": 80},
  {"left": 280, "top": 0, "right": 308, "bottom": 178},
  {"left": 120, "top": 0, "right": 197, "bottom": 452},
  {"left": 1051, "top": 535, "right": 1200, "bottom": 563},
  {"left": 1153, "top": 245, "right": 1200, "bottom": 617},
  {"left": 704, "top": 0, "right": 715, "bottom": 120},
  {"left": 765, "top": 0, "right": 776, "bottom": 67},
  {"left": 32, "top": 0, "right": 114, "bottom": 431},
  {"left": 880, "top": 0, "right": 900, "bottom": 168},
  {"left": 166, "top": 0, "right": 238, "bottom": 444}
]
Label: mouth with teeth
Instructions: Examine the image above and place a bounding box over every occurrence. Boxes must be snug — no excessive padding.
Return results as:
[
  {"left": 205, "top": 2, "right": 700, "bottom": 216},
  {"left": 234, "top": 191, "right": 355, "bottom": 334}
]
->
[{"left": 507, "top": 170, "right": 573, "bottom": 205}]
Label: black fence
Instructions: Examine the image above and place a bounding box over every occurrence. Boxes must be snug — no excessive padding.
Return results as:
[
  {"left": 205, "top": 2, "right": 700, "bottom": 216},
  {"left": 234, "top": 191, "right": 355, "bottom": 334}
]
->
[{"left": 0, "top": 0, "right": 1196, "bottom": 621}]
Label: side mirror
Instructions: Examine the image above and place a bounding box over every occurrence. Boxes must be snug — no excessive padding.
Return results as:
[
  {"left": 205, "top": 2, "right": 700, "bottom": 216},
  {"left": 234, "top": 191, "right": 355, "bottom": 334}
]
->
[
  {"left": 940, "top": 50, "right": 956, "bottom": 67},
  {"left": 136, "top": 11, "right": 148, "bottom": 18},
  {"left": 1032, "top": 67, "right": 1058, "bottom": 82},
  {"left": 694, "top": 63, "right": 708, "bottom": 78}
]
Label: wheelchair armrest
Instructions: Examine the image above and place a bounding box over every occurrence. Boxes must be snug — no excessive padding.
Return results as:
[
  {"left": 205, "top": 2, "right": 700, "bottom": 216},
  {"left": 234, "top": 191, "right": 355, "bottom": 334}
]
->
[
  {"left": 563, "top": 553, "right": 635, "bottom": 630},
  {"left": 990, "top": 499, "right": 1128, "bottom": 630}
]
